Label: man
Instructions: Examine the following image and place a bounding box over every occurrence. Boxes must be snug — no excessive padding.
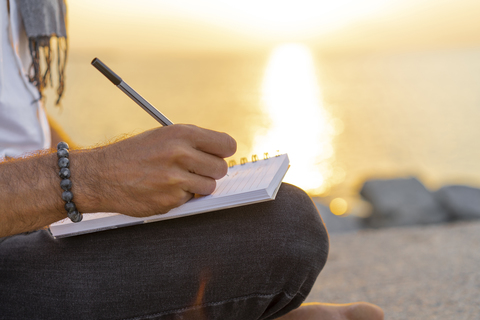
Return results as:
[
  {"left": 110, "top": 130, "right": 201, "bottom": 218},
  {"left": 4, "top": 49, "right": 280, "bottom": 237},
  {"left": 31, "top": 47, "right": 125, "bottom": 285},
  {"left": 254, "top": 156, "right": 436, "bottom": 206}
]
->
[{"left": 0, "top": 1, "right": 383, "bottom": 319}]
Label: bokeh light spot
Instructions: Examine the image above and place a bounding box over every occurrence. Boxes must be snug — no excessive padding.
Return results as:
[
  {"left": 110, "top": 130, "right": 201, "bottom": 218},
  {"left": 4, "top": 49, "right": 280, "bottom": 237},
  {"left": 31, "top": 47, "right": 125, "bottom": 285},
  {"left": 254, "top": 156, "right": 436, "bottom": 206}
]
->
[{"left": 330, "top": 197, "right": 348, "bottom": 216}]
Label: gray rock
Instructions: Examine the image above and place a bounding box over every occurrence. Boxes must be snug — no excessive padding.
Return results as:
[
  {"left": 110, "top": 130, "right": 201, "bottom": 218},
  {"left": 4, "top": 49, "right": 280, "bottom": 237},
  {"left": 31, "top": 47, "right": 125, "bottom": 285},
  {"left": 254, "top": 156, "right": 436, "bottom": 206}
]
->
[
  {"left": 435, "top": 185, "right": 480, "bottom": 220},
  {"left": 360, "top": 177, "right": 451, "bottom": 228}
]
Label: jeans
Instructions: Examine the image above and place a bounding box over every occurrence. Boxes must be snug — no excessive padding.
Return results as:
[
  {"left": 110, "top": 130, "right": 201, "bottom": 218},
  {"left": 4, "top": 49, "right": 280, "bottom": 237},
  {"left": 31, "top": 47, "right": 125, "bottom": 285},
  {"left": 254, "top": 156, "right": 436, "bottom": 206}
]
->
[{"left": 0, "top": 183, "right": 329, "bottom": 320}]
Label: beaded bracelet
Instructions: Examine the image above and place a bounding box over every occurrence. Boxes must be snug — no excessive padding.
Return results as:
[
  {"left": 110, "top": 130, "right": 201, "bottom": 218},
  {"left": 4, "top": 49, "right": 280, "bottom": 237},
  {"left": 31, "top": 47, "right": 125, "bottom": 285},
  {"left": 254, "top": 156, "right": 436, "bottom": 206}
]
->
[{"left": 57, "top": 142, "right": 83, "bottom": 223}]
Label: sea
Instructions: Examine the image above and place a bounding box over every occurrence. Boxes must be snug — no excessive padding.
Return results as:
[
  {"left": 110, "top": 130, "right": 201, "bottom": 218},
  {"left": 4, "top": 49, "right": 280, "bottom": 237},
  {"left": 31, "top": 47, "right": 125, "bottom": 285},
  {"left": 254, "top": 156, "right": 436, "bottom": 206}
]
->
[{"left": 45, "top": 46, "right": 480, "bottom": 211}]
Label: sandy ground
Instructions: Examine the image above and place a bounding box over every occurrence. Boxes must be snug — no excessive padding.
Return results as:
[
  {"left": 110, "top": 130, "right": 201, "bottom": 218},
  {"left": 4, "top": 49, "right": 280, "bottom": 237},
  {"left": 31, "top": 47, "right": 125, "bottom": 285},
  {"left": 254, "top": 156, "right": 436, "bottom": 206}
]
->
[{"left": 304, "top": 218, "right": 480, "bottom": 319}]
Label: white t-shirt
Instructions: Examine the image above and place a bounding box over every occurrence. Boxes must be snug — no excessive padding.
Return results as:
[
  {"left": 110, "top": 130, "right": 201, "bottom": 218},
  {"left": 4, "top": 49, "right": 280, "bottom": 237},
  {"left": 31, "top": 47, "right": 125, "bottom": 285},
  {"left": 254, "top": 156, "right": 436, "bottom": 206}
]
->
[{"left": 0, "top": 0, "right": 51, "bottom": 159}]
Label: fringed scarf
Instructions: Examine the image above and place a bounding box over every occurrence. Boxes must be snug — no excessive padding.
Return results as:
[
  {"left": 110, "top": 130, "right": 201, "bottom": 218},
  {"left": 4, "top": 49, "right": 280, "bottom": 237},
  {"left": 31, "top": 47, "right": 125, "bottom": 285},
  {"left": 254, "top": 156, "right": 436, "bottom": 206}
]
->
[{"left": 15, "top": 0, "right": 67, "bottom": 104}]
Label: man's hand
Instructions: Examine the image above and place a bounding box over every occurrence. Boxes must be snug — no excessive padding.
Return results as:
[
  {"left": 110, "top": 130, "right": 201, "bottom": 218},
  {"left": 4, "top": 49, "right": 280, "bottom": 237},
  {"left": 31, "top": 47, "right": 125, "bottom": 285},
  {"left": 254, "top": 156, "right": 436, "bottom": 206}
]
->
[
  {"left": 0, "top": 124, "right": 235, "bottom": 237},
  {"left": 74, "top": 124, "right": 237, "bottom": 217}
]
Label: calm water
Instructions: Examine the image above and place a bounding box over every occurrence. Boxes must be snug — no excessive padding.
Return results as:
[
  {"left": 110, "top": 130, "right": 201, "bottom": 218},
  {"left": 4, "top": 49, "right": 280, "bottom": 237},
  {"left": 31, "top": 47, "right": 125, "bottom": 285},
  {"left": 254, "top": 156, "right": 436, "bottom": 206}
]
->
[{"left": 46, "top": 47, "right": 480, "bottom": 208}]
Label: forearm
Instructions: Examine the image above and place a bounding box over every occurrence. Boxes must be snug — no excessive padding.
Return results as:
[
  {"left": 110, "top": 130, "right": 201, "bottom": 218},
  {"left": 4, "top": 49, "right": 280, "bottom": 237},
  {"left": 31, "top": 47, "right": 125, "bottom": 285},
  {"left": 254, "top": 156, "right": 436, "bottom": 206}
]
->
[
  {"left": 0, "top": 149, "right": 102, "bottom": 237},
  {"left": 0, "top": 152, "right": 65, "bottom": 236},
  {"left": 0, "top": 125, "right": 236, "bottom": 237}
]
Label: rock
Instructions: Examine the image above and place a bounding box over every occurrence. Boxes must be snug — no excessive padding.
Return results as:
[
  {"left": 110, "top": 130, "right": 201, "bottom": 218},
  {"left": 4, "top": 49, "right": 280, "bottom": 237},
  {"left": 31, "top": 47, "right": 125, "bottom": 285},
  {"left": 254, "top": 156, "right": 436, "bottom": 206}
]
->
[
  {"left": 435, "top": 185, "right": 480, "bottom": 220},
  {"left": 360, "top": 177, "right": 451, "bottom": 228}
]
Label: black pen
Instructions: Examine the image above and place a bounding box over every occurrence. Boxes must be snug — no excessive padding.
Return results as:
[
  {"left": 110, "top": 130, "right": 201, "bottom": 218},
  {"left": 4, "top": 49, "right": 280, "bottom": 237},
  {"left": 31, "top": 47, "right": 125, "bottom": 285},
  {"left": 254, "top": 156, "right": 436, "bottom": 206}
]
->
[{"left": 91, "top": 58, "right": 173, "bottom": 126}]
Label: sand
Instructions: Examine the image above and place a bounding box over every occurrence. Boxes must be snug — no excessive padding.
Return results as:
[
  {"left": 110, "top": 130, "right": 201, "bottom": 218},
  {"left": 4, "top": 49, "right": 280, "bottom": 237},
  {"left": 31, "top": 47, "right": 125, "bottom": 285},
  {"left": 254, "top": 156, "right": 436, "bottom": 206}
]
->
[{"left": 305, "top": 220, "right": 480, "bottom": 319}]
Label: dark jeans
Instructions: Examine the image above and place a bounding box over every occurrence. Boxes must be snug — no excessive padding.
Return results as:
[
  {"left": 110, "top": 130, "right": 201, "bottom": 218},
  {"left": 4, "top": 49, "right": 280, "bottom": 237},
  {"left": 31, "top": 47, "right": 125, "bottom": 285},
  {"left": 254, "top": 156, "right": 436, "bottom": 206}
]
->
[{"left": 0, "top": 184, "right": 329, "bottom": 320}]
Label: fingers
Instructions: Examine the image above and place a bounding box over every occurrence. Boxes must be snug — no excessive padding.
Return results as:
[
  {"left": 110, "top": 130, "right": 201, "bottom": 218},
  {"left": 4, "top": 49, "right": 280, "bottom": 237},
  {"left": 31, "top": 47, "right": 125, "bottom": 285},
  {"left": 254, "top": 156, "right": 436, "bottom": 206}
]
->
[
  {"left": 180, "top": 148, "right": 229, "bottom": 180},
  {"left": 183, "top": 173, "right": 217, "bottom": 195},
  {"left": 151, "top": 173, "right": 215, "bottom": 215},
  {"left": 180, "top": 125, "right": 237, "bottom": 158},
  {"left": 148, "top": 124, "right": 236, "bottom": 158},
  {"left": 100, "top": 124, "right": 234, "bottom": 216},
  {"left": 159, "top": 168, "right": 217, "bottom": 196},
  {"left": 159, "top": 124, "right": 234, "bottom": 180}
]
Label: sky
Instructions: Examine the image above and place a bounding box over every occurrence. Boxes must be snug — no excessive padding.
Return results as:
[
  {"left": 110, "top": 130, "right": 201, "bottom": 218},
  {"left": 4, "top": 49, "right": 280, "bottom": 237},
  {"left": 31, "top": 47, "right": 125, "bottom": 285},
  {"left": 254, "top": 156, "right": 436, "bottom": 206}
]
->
[{"left": 68, "top": 0, "right": 480, "bottom": 54}]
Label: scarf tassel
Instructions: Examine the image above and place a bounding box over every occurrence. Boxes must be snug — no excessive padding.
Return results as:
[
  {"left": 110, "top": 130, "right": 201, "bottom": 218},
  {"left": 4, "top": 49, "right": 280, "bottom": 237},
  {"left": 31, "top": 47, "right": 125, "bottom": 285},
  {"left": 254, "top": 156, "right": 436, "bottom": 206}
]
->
[{"left": 28, "top": 35, "right": 67, "bottom": 105}]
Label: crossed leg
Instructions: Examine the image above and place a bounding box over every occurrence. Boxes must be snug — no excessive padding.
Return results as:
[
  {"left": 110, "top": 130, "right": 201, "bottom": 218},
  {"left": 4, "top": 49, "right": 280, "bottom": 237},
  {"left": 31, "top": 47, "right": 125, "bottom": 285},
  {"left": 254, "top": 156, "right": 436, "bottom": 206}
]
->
[{"left": 0, "top": 183, "right": 383, "bottom": 320}]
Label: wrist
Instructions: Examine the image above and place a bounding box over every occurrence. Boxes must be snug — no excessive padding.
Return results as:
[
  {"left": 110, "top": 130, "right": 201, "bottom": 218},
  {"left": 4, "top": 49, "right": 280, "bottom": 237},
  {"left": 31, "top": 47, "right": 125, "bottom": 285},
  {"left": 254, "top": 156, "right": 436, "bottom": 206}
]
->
[{"left": 68, "top": 147, "right": 108, "bottom": 214}]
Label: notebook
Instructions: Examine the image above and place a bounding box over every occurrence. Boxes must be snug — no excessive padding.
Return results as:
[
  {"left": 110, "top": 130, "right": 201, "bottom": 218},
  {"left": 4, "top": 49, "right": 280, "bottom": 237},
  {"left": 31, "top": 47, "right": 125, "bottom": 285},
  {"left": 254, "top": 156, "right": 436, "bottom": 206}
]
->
[{"left": 49, "top": 153, "right": 289, "bottom": 238}]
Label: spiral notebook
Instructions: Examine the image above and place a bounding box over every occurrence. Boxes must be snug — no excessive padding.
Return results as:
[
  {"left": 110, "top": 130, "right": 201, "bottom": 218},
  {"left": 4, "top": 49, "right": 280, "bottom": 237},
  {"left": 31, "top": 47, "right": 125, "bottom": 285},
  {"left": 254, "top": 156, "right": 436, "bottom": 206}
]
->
[{"left": 49, "top": 153, "right": 289, "bottom": 238}]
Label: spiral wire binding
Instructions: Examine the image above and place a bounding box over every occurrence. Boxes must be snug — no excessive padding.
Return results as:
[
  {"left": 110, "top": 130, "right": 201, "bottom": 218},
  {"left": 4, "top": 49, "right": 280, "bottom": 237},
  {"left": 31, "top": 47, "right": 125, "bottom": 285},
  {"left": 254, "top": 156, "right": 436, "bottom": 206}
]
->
[{"left": 228, "top": 150, "right": 281, "bottom": 168}]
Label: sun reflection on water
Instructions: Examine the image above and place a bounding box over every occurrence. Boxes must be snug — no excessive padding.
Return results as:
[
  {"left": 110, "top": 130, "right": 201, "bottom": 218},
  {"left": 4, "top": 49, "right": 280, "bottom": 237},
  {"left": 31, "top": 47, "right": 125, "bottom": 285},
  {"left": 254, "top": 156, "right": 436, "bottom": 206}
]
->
[{"left": 251, "top": 43, "right": 337, "bottom": 195}]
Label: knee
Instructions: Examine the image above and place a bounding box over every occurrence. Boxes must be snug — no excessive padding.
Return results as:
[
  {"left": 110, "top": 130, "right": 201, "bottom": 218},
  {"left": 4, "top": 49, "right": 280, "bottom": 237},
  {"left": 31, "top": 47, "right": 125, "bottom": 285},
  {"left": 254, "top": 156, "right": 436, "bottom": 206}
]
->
[
  {"left": 258, "top": 183, "right": 329, "bottom": 296},
  {"left": 272, "top": 183, "right": 329, "bottom": 253}
]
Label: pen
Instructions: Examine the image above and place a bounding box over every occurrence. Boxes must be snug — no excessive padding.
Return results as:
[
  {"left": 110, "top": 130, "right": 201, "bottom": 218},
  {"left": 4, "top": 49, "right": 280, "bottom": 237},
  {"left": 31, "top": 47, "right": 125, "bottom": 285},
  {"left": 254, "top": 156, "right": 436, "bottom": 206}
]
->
[{"left": 91, "top": 58, "right": 173, "bottom": 127}]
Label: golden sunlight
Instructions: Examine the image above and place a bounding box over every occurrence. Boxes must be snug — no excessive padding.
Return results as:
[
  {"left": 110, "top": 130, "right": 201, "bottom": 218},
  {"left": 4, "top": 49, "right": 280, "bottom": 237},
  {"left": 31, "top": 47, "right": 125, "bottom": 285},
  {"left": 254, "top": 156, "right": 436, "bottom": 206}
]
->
[
  {"left": 68, "top": 0, "right": 402, "bottom": 52},
  {"left": 221, "top": 0, "right": 392, "bottom": 37},
  {"left": 251, "top": 43, "right": 336, "bottom": 195}
]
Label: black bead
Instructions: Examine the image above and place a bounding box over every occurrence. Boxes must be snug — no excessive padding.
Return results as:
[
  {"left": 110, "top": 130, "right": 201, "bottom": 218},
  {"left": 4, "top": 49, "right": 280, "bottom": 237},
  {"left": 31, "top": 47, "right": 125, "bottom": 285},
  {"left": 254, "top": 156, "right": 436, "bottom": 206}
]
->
[
  {"left": 57, "top": 148, "right": 69, "bottom": 158},
  {"left": 68, "top": 210, "right": 83, "bottom": 223},
  {"left": 65, "top": 201, "right": 76, "bottom": 213},
  {"left": 58, "top": 157, "right": 70, "bottom": 168},
  {"left": 59, "top": 167, "right": 70, "bottom": 179},
  {"left": 57, "top": 142, "right": 69, "bottom": 150},
  {"left": 60, "top": 179, "right": 72, "bottom": 191},
  {"left": 62, "top": 190, "right": 73, "bottom": 202}
]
